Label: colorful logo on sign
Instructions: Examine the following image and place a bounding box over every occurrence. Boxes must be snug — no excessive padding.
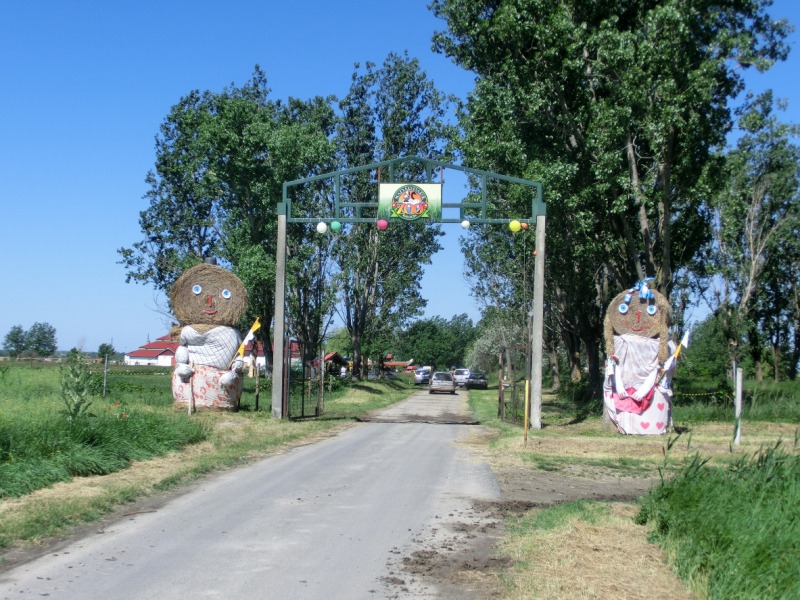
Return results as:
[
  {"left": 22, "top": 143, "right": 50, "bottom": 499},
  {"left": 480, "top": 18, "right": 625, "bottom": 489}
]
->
[{"left": 390, "top": 184, "right": 429, "bottom": 221}]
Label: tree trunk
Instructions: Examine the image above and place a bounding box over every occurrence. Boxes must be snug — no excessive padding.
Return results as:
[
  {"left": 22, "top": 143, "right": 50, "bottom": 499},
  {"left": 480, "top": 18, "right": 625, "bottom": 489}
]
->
[
  {"left": 577, "top": 310, "right": 603, "bottom": 397},
  {"left": 771, "top": 341, "right": 781, "bottom": 382},
  {"left": 352, "top": 333, "right": 362, "bottom": 380},
  {"left": 505, "top": 346, "right": 514, "bottom": 384},
  {"left": 548, "top": 345, "right": 561, "bottom": 391},
  {"left": 747, "top": 326, "right": 763, "bottom": 381},
  {"left": 497, "top": 351, "right": 504, "bottom": 418},
  {"left": 564, "top": 330, "right": 582, "bottom": 383}
]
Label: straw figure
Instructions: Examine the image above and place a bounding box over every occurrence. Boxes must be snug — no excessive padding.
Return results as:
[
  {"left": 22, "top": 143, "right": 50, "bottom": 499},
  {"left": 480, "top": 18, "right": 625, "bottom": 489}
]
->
[
  {"left": 602, "top": 279, "right": 677, "bottom": 435},
  {"left": 170, "top": 262, "right": 248, "bottom": 412}
]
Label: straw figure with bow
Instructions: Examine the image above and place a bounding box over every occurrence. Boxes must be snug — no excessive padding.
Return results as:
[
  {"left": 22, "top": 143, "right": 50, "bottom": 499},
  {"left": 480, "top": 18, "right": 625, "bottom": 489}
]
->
[{"left": 602, "top": 279, "right": 689, "bottom": 435}]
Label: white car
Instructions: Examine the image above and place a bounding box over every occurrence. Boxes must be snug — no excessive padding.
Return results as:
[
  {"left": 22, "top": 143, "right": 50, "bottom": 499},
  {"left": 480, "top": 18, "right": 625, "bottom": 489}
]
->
[
  {"left": 453, "top": 368, "right": 470, "bottom": 387},
  {"left": 429, "top": 371, "right": 456, "bottom": 394}
]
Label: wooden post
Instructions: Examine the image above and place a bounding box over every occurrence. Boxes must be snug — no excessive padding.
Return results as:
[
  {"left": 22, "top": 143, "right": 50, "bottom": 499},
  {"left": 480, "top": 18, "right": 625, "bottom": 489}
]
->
[
  {"left": 271, "top": 209, "right": 288, "bottom": 419},
  {"left": 734, "top": 367, "right": 743, "bottom": 445},
  {"left": 529, "top": 213, "right": 546, "bottom": 430}
]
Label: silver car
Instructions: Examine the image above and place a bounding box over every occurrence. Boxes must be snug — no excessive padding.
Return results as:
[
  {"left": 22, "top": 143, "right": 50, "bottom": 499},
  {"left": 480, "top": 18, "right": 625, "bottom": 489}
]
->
[
  {"left": 429, "top": 371, "right": 456, "bottom": 394},
  {"left": 414, "top": 368, "right": 431, "bottom": 385}
]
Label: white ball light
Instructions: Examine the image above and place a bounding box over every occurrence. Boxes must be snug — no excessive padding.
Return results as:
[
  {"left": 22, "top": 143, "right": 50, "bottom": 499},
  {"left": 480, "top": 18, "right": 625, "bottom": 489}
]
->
[
  {"left": 461, "top": 219, "right": 471, "bottom": 229},
  {"left": 316, "top": 222, "right": 328, "bottom": 234}
]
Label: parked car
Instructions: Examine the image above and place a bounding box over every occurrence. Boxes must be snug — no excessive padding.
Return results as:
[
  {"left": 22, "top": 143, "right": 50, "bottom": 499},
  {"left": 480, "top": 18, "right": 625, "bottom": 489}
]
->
[
  {"left": 453, "top": 368, "right": 471, "bottom": 387},
  {"left": 413, "top": 368, "right": 431, "bottom": 385},
  {"left": 429, "top": 371, "right": 456, "bottom": 394},
  {"left": 465, "top": 371, "right": 488, "bottom": 390}
]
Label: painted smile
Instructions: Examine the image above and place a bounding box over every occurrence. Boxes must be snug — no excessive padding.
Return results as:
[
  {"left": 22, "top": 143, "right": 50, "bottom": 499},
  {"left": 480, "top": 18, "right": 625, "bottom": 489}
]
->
[{"left": 202, "top": 309, "right": 218, "bottom": 315}]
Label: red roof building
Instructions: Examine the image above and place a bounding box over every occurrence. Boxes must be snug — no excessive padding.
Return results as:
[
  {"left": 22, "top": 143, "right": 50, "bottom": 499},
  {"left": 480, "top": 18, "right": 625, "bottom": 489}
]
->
[{"left": 123, "top": 335, "right": 179, "bottom": 367}]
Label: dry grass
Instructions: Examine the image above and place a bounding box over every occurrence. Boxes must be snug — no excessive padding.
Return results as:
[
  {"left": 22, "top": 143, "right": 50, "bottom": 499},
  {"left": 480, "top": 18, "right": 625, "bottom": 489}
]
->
[
  {"left": 502, "top": 503, "right": 694, "bottom": 600},
  {"left": 468, "top": 416, "right": 798, "bottom": 600},
  {"left": 496, "top": 420, "right": 799, "bottom": 471}
]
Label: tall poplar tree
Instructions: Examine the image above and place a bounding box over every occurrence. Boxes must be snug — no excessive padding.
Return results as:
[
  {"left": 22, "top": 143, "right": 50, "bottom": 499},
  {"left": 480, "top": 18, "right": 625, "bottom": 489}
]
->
[
  {"left": 332, "top": 53, "right": 454, "bottom": 377},
  {"left": 710, "top": 90, "right": 800, "bottom": 378},
  {"left": 431, "top": 0, "right": 791, "bottom": 390}
]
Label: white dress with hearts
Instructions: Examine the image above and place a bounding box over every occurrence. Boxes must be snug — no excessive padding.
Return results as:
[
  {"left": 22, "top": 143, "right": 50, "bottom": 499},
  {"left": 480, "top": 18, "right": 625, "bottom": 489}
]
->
[{"left": 603, "top": 334, "right": 674, "bottom": 435}]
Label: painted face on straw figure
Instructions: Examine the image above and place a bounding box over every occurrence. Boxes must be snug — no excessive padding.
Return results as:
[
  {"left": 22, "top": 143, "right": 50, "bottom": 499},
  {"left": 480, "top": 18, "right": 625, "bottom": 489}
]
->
[
  {"left": 602, "top": 280, "right": 677, "bottom": 435},
  {"left": 605, "top": 283, "right": 670, "bottom": 363},
  {"left": 169, "top": 262, "right": 248, "bottom": 412}
]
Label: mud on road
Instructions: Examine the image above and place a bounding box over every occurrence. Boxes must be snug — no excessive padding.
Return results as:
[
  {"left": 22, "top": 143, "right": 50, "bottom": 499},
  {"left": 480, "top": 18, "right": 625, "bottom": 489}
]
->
[{"left": 371, "top": 392, "right": 665, "bottom": 599}]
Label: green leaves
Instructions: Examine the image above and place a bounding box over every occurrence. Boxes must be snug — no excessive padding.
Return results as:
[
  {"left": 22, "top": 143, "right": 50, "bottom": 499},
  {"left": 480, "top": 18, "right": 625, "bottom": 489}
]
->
[
  {"left": 3, "top": 323, "right": 58, "bottom": 358},
  {"left": 433, "top": 0, "right": 791, "bottom": 385},
  {"left": 60, "top": 351, "right": 95, "bottom": 421},
  {"left": 332, "top": 53, "right": 451, "bottom": 376}
]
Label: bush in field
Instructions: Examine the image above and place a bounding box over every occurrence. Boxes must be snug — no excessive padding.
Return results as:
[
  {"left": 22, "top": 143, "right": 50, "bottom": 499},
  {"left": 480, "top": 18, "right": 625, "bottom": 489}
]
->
[
  {"left": 60, "top": 351, "right": 96, "bottom": 420},
  {"left": 637, "top": 439, "right": 800, "bottom": 598}
]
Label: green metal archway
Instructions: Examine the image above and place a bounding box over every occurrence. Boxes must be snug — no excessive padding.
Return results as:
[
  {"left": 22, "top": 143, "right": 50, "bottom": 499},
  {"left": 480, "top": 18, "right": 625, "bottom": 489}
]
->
[{"left": 271, "top": 156, "right": 546, "bottom": 427}]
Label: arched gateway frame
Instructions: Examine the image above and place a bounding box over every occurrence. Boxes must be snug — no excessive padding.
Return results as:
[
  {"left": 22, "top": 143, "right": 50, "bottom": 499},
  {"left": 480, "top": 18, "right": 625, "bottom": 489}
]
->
[{"left": 271, "top": 156, "right": 546, "bottom": 427}]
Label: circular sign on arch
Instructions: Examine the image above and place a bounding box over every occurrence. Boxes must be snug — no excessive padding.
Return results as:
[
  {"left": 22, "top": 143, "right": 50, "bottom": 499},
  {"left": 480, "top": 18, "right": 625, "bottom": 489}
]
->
[{"left": 378, "top": 183, "right": 442, "bottom": 222}]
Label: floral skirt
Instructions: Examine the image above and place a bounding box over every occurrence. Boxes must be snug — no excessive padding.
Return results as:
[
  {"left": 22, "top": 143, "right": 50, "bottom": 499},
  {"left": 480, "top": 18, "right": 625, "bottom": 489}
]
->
[{"left": 172, "top": 364, "right": 243, "bottom": 412}]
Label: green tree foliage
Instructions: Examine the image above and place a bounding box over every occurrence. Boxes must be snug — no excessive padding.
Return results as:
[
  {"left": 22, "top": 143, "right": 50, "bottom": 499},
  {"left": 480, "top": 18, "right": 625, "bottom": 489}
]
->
[
  {"left": 709, "top": 91, "right": 800, "bottom": 379},
  {"left": 97, "top": 343, "right": 116, "bottom": 359},
  {"left": 332, "top": 53, "right": 453, "bottom": 377},
  {"left": 396, "top": 314, "right": 476, "bottom": 370},
  {"left": 119, "top": 68, "right": 339, "bottom": 367},
  {"left": 431, "top": 0, "right": 791, "bottom": 390},
  {"left": 681, "top": 315, "right": 730, "bottom": 380},
  {"left": 3, "top": 325, "right": 26, "bottom": 357},
  {"left": 118, "top": 88, "right": 225, "bottom": 293},
  {"left": 278, "top": 97, "right": 340, "bottom": 363},
  {"left": 324, "top": 327, "right": 353, "bottom": 359},
  {"left": 25, "top": 322, "right": 58, "bottom": 357}
]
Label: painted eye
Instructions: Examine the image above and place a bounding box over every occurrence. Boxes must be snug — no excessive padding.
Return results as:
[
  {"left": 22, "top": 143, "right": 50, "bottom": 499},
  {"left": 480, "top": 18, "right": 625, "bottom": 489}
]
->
[
  {"left": 221, "top": 289, "right": 232, "bottom": 299},
  {"left": 647, "top": 305, "right": 657, "bottom": 316},
  {"left": 192, "top": 284, "right": 202, "bottom": 295},
  {"left": 618, "top": 304, "right": 629, "bottom": 314}
]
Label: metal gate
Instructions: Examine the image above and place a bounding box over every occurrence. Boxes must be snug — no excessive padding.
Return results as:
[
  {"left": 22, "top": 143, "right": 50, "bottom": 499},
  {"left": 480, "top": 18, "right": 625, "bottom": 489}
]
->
[
  {"left": 286, "top": 340, "right": 325, "bottom": 419},
  {"left": 500, "top": 379, "right": 528, "bottom": 425}
]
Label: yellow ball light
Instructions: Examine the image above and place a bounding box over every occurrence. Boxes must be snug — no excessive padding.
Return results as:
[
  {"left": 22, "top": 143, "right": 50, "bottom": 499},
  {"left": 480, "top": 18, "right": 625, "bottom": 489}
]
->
[{"left": 509, "top": 220, "right": 521, "bottom": 232}]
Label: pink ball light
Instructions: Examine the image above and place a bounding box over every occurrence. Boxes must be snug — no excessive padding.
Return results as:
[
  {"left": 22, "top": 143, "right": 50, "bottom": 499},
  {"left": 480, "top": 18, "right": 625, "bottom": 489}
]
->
[{"left": 377, "top": 219, "right": 389, "bottom": 230}]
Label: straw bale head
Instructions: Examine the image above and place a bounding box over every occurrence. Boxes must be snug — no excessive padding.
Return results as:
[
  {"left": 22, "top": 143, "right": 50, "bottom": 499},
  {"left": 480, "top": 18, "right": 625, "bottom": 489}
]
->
[
  {"left": 604, "top": 286, "right": 670, "bottom": 362},
  {"left": 170, "top": 263, "right": 247, "bottom": 328}
]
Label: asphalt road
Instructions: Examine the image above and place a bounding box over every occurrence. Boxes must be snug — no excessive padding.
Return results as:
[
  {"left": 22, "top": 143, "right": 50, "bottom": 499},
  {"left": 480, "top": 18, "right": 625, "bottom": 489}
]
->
[{"left": 0, "top": 390, "right": 501, "bottom": 599}]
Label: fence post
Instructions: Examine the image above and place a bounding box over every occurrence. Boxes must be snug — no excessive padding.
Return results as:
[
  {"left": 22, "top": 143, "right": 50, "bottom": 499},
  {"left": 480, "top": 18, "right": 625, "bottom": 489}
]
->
[{"left": 734, "top": 367, "right": 743, "bottom": 445}]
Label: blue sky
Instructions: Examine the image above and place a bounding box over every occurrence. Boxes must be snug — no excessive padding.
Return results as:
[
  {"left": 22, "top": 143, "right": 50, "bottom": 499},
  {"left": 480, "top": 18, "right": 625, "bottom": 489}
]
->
[{"left": 1, "top": 1, "right": 798, "bottom": 354}]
